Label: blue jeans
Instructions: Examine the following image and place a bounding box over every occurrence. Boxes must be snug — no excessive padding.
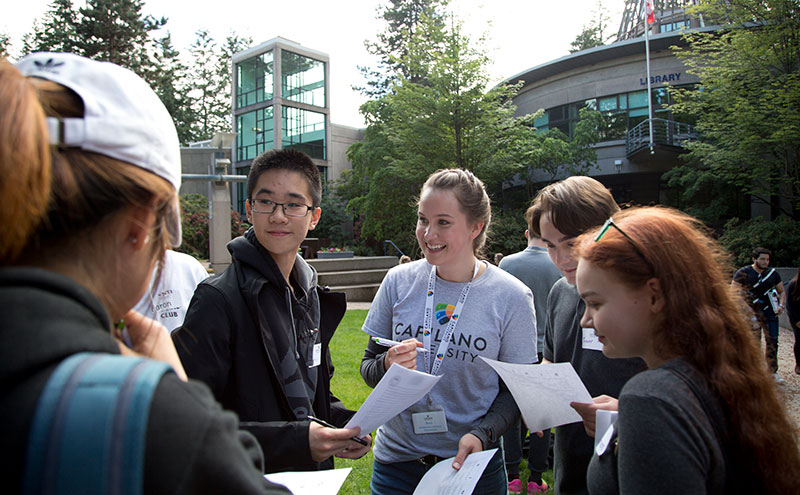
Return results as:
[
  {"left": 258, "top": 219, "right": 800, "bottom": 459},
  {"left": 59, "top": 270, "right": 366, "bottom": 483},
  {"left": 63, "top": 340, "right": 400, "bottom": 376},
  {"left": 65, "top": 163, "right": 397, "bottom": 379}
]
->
[
  {"left": 763, "top": 313, "right": 779, "bottom": 372},
  {"left": 370, "top": 449, "right": 507, "bottom": 495}
]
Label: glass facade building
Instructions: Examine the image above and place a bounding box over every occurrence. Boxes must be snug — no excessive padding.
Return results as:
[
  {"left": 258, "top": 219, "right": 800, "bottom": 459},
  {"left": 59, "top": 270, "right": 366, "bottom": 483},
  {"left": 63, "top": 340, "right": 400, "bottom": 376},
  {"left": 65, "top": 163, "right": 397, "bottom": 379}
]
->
[{"left": 232, "top": 38, "right": 331, "bottom": 213}]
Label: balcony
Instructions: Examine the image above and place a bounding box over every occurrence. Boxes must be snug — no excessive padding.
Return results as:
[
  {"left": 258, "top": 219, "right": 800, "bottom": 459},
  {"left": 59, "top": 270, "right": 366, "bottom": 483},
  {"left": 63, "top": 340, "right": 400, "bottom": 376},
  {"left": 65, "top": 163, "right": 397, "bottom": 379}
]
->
[{"left": 626, "top": 118, "right": 697, "bottom": 160}]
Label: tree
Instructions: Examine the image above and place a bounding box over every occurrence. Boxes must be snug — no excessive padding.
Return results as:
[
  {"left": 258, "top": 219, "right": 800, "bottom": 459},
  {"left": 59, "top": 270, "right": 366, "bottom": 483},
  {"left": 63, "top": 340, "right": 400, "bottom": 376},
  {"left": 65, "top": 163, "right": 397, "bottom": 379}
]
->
[
  {"left": 343, "top": 9, "right": 604, "bottom": 255},
  {"left": 668, "top": 0, "right": 800, "bottom": 219},
  {"left": 21, "top": 0, "right": 80, "bottom": 56},
  {"left": 150, "top": 33, "right": 197, "bottom": 144},
  {"left": 0, "top": 31, "right": 10, "bottom": 58},
  {"left": 343, "top": 15, "right": 526, "bottom": 254},
  {"left": 356, "top": 0, "right": 449, "bottom": 97},
  {"left": 75, "top": 0, "right": 166, "bottom": 78},
  {"left": 570, "top": 0, "right": 613, "bottom": 53},
  {"left": 186, "top": 30, "right": 242, "bottom": 140}
]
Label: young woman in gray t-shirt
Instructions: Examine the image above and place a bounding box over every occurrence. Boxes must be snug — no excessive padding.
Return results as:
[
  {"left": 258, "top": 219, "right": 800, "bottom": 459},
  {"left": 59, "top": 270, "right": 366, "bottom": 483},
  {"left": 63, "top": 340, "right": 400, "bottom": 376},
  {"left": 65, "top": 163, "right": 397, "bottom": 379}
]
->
[{"left": 360, "top": 169, "right": 538, "bottom": 495}]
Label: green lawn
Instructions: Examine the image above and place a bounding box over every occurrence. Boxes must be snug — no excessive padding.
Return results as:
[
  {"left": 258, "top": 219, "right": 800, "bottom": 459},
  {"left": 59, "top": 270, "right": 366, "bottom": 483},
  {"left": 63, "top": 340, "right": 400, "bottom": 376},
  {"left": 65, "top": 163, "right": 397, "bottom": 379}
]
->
[
  {"left": 329, "top": 309, "right": 554, "bottom": 495},
  {"left": 329, "top": 309, "right": 374, "bottom": 495}
]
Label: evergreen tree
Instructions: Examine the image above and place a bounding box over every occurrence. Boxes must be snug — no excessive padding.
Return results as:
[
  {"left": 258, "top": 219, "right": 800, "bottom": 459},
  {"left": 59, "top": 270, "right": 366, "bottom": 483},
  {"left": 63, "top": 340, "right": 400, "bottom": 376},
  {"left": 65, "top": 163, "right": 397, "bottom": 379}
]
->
[
  {"left": 75, "top": 0, "right": 166, "bottom": 77},
  {"left": 570, "top": 0, "right": 613, "bottom": 53},
  {"left": 0, "top": 32, "right": 10, "bottom": 58},
  {"left": 151, "top": 33, "right": 196, "bottom": 144},
  {"left": 21, "top": 0, "right": 80, "bottom": 56},
  {"left": 356, "top": 0, "right": 449, "bottom": 97},
  {"left": 186, "top": 30, "right": 229, "bottom": 140}
]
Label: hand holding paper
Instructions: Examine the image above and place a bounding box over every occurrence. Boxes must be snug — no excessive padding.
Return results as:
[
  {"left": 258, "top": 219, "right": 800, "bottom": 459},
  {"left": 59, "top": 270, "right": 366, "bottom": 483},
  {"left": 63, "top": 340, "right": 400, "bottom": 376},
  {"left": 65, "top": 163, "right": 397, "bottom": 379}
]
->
[
  {"left": 344, "top": 363, "right": 442, "bottom": 435},
  {"left": 412, "top": 449, "right": 498, "bottom": 495},
  {"left": 479, "top": 357, "right": 592, "bottom": 432}
]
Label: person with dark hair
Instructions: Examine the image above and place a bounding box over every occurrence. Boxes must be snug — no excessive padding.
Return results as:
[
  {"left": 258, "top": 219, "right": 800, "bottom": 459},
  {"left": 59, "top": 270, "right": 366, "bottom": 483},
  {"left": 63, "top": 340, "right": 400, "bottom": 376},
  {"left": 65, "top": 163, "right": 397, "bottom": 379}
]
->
[
  {"left": 360, "top": 168, "right": 537, "bottom": 495},
  {"left": 527, "top": 176, "right": 645, "bottom": 495},
  {"left": 732, "top": 247, "right": 786, "bottom": 383},
  {"left": 0, "top": 53, "right": 290, "bottom": 493},
  {"left": 785, "top": 268, "right": 800, "bottom": 375},
  {"left": 174, "top": 148, "right": 371, "bottom": 473},
  {"left": 576, "top": 207, "right": 800, "bottom": 493}
]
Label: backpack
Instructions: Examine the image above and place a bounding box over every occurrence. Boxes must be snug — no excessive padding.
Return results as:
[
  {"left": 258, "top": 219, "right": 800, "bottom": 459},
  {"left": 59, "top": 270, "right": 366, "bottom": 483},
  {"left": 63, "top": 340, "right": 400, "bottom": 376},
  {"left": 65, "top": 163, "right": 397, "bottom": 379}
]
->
[{"left": 22, "top": 352, "right": 171, "bottom": 495}]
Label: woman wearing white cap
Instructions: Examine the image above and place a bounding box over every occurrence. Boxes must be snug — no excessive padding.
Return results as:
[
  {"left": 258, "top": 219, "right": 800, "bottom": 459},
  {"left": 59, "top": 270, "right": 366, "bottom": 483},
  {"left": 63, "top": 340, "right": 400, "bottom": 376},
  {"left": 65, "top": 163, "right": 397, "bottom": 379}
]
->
[{"left": 0, "top": 54, "right": 290, "bottom": 494}]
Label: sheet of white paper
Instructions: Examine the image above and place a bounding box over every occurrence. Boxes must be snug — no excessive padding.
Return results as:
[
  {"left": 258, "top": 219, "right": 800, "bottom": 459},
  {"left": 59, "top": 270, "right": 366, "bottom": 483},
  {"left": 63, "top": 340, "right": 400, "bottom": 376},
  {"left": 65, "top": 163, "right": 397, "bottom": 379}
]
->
[
  {"left": 412, "top": 448, "right": 498, "bottom": 495},
  {"left": 344, "top": 363, "right": 442, "bottom": 435},
  {"left": 265, "top": 467, "right": 351, "bottom": 495},
  {"left": 479, "top": 358, "right": 593, "bottom": 432},
  {"left": 594, "top": 409, "right": 619, "bottom": 451}
]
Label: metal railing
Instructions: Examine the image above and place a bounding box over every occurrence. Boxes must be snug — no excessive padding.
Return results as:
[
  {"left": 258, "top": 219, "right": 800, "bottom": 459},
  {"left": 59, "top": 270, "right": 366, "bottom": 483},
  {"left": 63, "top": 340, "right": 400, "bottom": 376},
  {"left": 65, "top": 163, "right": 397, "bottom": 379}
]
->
[
  {"left": 626, "top": 118, "right": 697, "bottom": 155},
  {"left": 383, "top": 240, "right": 405, "bottom": 257}
]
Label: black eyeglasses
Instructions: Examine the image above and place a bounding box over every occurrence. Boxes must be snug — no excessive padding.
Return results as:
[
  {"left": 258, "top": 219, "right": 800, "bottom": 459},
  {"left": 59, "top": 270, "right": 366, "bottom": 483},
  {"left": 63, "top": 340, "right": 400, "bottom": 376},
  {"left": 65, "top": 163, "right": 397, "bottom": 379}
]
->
[
  {"left": 250, "top": 198, "right": 314, "bottom": 217},
  {"left": 595, "top": 217, "right": 655, "bottom": 272}
]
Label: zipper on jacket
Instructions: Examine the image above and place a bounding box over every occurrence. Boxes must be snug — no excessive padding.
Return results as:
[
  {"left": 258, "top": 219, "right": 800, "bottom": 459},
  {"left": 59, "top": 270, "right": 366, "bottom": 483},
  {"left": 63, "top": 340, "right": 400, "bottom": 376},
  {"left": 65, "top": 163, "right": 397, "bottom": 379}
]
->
[{"left": 285, "top": 287, "right": 300, "bottom": 359}]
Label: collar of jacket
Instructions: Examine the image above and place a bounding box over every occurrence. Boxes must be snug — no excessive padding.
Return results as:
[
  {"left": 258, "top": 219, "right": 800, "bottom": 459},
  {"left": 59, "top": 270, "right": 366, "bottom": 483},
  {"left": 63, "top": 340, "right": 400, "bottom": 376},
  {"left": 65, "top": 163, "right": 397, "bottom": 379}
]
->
[{"left": 229, "top": 227, "right": 318, "bottom": 296}]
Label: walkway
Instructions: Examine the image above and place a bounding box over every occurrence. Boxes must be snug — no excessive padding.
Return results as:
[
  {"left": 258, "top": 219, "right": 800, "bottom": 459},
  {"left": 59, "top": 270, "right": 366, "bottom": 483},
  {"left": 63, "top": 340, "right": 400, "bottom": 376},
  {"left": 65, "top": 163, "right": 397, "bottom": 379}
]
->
[{"left": 775, "top": 325, "right": 800, "bottom": 432}]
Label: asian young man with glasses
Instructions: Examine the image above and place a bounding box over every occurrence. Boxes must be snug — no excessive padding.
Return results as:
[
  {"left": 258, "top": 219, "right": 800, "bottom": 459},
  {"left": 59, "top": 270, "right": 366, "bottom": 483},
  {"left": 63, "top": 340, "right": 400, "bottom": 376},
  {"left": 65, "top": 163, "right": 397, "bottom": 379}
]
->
[{"left": 173, "top": 149, "right": 372, "bottom": 474}]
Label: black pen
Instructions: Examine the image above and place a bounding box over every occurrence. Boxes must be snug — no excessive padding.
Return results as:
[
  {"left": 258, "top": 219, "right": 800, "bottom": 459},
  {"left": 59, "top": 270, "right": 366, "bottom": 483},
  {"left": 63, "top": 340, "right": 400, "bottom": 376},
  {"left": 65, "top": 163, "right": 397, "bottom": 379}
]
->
[{"left": 307, "top": 415, "right": 369, "bottom": 446}]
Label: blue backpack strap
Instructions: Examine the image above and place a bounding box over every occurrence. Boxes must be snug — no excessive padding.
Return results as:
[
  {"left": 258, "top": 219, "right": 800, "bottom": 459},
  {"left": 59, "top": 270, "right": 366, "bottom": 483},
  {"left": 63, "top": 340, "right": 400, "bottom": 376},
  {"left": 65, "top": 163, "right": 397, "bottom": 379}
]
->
[{"left": 23, "top": 352, "right": 172, "bottom": 495}]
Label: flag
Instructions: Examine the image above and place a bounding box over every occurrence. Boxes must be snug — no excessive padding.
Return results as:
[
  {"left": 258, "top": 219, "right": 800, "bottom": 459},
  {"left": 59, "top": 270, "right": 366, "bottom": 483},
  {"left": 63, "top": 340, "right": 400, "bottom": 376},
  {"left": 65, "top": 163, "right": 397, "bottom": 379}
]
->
[{"left": 646, "top": 0, "right": 656, "bottom": 24}]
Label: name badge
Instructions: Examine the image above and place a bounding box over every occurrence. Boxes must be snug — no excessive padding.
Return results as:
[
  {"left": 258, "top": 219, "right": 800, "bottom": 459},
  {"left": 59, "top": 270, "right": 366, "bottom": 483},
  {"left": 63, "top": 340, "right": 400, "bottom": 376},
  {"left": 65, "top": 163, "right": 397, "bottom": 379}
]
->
[
  {"left": 412, "top": 409, "right": 448, "bottom": 434},
  {"left": 582, "top": 327, "right": 603, "bottom": 351},
  {"left": 310, "top": 342, "right": 321, "bottom": 368}
]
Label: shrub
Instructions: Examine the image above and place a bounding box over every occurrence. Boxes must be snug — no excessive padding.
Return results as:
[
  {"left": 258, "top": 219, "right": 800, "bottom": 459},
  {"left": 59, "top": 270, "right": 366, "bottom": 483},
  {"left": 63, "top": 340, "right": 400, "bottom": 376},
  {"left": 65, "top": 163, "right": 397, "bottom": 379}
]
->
[
  {"left": 485, "top": 208, "right": 528, "bottom": 258},
  {"left": 718, "top": 216, "right": 800, "bottom": 267},
  {"left": 176, "top": 194, "right": 250, "bottom": 260}
]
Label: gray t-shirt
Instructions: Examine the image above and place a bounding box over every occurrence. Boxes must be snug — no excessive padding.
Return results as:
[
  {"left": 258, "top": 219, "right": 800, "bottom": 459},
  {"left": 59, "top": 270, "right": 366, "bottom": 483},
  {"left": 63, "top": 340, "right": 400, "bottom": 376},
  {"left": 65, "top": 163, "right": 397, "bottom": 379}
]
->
[
  {"left": 499, "top": 246, "right": 562, "bottom": 350},
  {"left": 362, "top": 260, "right": 538, "bottom": 463}
]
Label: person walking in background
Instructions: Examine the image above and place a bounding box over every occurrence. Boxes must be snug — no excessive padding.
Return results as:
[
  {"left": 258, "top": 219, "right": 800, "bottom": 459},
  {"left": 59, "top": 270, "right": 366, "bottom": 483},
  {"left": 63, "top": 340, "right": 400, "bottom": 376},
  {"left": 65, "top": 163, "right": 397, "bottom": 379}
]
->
[
  {"left": 0, "top": 53, "right": 290, "bottom": 494},
  {"left": 528, "top": 176, "right": 646, "bottom": 495},
  {"left": 133, "top": 249, "right": 209, "bottom": 332},
  {"left": 498, "top": 226, "right": 562, "bottom": 494},
  {"left": 576, "top": 207, "right": 800, "bottom": 493},
  {"left": 785, "top": 268, "right": 800, "bottom": 375},
  {"left": 732, "top": 247, "right": 786, "bottom": 383},
  {"left": 174, "top": 148, "right": 371, "bottom": 474},
  {"left": 360, "top": 168, "right": 538, "bottom": 495}
]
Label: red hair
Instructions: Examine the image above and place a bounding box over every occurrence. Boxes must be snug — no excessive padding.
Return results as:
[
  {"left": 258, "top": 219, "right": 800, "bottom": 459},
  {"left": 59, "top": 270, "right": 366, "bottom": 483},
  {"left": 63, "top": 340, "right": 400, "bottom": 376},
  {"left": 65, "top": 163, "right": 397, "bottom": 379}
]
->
[{"left": 578, "top": 206, "right": 800, "bottom": 491}]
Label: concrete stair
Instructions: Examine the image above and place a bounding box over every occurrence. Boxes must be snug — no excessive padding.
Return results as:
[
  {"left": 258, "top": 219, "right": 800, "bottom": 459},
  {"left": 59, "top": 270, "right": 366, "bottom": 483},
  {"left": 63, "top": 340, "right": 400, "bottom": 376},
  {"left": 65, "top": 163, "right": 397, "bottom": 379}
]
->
[{"left": 308, "top": 256, "right": 398, "bottom": 302}]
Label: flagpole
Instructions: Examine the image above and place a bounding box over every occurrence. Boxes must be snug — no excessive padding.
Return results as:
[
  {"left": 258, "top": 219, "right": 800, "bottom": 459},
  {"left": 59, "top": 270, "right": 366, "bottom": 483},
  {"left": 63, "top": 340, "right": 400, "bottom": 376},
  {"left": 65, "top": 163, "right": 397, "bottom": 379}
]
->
[{"left": 645, "top": 1, "right": 654, "bottom": 153}]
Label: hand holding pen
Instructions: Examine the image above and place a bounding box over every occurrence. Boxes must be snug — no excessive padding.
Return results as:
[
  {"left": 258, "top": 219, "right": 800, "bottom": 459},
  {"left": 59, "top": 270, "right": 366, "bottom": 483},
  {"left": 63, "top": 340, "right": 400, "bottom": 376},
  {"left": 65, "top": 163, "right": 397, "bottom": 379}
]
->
[
  {"left": 307, "top": 415, "right": 371, "bottom": 461},
  {"left": 374, "top": 337, "right": 427, "bottom": 371}
]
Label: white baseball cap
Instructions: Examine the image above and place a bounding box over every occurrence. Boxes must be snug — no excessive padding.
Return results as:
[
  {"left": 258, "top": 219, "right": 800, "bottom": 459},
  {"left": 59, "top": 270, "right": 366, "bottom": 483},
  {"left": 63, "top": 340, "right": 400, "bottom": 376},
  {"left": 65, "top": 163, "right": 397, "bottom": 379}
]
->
[{"left": 16, "top": 52, "right": 183, "bottom": 247}]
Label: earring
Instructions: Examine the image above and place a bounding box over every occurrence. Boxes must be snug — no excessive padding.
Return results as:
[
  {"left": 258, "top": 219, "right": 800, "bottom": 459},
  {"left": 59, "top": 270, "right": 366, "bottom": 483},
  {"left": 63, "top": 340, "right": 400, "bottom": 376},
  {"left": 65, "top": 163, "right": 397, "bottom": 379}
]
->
[{"left": 129, "top": 235, "right": 150, "bottom": 245}]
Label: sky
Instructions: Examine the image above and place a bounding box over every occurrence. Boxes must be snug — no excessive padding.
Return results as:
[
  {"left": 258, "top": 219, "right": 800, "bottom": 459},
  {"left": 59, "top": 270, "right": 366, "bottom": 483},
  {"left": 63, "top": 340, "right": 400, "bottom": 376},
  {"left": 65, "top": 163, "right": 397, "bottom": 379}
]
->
[{"left": 3, "top": 0, "right": 625, "bottom": 128}]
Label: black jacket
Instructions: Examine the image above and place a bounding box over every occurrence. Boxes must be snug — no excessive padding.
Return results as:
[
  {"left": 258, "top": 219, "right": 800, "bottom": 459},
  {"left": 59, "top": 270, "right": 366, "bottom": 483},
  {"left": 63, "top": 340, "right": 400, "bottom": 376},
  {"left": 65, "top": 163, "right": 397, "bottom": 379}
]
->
[
  {"left": 173, "top": 230, "right": 352, "bottom": 473},
  {"left": 0, "top": 266, "right": 289, "bottom": 494}
]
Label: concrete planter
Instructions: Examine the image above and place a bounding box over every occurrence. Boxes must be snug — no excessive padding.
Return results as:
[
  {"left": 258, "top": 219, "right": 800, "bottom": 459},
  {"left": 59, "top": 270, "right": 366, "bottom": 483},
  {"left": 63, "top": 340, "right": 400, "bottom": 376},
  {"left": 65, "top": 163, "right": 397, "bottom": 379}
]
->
[{"left": 316, "top": 251, "right": 354, "bottom": 259}]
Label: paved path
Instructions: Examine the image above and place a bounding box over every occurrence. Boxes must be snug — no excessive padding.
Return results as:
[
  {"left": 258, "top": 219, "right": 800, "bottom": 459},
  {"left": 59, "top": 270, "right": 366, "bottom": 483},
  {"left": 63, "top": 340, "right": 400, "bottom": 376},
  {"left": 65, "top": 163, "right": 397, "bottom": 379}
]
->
[{"left": 774, "top": 325, "right": 800, "bottom": 432}]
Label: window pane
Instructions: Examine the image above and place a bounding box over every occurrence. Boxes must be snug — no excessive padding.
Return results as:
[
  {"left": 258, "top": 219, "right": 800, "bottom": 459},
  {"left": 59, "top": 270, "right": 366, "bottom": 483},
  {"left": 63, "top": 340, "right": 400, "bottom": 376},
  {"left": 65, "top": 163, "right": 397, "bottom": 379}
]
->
[
  {"left": 237, "top": 107, "right": 274, "bottom": 161},
  {"left": 281, "top": 106, "right": 326, "bottom": 159},
  {"left": 627, "top": 90, "right": 648, "bottom": 108},
  {"left": 599, "top": 96, "right": 618, "bottom": 112},
  {"left": 281, "top": 51, "right": 325, "bottom": 107},
  {"left": 237, "top": 51, "right": 273, "bottom": 108}
]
